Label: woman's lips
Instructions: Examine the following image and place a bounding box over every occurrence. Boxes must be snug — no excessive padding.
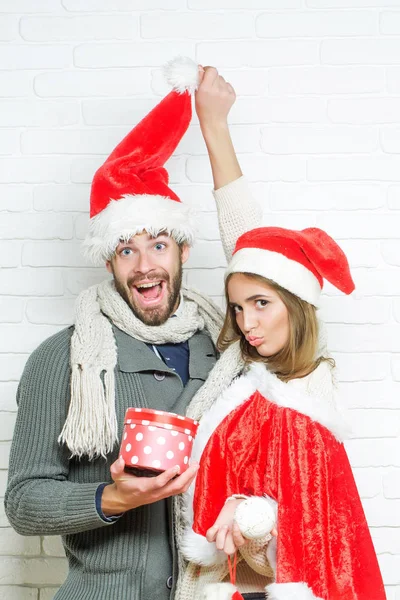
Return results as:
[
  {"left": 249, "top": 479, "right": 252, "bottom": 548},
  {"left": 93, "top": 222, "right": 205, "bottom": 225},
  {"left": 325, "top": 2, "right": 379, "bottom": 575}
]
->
[{"left": 247, "top": 336, "right": 264, "bottom": 347}]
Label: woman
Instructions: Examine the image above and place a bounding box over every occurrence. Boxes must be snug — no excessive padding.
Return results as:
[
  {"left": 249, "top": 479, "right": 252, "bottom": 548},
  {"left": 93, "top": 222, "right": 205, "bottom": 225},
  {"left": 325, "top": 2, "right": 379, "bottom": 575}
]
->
[{"left": 174, "top": 69, "right": 386, "bottom": 600}]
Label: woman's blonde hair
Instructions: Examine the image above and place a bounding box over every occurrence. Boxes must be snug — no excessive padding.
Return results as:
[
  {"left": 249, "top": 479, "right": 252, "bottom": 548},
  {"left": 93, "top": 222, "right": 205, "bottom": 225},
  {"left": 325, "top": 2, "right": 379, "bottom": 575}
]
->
[{"left": 218, "top": 273, "right": 331, "bottom": 382}]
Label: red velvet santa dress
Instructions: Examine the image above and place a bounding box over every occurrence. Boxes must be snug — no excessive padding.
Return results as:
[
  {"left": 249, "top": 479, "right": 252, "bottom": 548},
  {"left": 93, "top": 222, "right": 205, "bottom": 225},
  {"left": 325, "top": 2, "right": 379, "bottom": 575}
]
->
[
  {"left": 188, "top": 362, "right": 386, "bottom": 600},
  {"left": 182, "top": 227, "right": 386, "bottom": 600}
]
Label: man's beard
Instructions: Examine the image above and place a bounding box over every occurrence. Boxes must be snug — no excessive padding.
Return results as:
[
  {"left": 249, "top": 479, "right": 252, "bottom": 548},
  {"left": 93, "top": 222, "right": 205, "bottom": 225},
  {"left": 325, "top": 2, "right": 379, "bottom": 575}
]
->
[{"left": 112, "top": 262, "right": 183, "bottom": 326}]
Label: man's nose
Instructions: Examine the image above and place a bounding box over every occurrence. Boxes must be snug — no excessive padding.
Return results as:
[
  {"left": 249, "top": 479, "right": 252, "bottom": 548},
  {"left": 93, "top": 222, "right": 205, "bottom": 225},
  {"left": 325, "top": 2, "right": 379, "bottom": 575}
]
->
[{"left": 136, "top": 251, "right": 153, "bottom": 274}]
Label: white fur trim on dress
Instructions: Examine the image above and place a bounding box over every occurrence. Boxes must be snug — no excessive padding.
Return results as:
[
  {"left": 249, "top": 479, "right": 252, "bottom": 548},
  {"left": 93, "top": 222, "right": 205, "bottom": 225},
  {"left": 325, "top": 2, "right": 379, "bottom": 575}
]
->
[
  {"left": 163, "top": 56, "right": 199, "bottom": 95},
  {"left": 180, "top": 528, "right": 227, "bottom": 566},
  {"left": 251, "top": 363, "right": 347, "bottom": 441},
  {"left": 181, "top": 371, "right": 258, "bottom": 537},
  {"left": 267, "top": 582, "right": 323, "bottom": 600},
  {"left": 226, "top": 247, "right": 322, "bottom": 307},
  {"left": 190, "top": 361, "right": 345, "bottom": 483},
  {"left": 192, "top": 371, "right": 258, "bottom": 467},
  {"left": 84, "top": 194, "right": 196, "bottom": 264}
]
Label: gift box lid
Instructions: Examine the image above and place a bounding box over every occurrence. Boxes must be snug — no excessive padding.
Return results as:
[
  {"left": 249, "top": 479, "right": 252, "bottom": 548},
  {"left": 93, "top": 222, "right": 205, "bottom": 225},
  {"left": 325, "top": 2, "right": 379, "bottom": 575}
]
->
[{"left": 125, "top": 407, "right": 199, "bottom": 436}]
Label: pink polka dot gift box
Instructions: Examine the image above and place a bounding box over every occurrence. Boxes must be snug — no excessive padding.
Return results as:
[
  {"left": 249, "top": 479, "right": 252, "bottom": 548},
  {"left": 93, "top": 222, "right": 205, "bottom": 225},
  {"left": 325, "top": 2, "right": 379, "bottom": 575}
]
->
[{"left": 120, "top": 407, "right": 199, "bottom": 474}]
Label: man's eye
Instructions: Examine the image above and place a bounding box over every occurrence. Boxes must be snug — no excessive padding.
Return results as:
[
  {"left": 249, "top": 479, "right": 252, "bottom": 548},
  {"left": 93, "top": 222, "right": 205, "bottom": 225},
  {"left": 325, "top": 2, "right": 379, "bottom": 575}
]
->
[
  {"left": 121, "top": 248, "right": 132, "bottom": 256},
  {"left": 154, "top": 243, "right": 166, "bottom": 251}
]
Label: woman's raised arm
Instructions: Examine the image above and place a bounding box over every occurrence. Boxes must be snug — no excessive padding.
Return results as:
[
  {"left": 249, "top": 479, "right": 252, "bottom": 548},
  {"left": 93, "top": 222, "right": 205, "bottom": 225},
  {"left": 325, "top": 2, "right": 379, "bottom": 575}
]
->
[{"left": 195, "top": 66, "right": 262, "bottom": 261}]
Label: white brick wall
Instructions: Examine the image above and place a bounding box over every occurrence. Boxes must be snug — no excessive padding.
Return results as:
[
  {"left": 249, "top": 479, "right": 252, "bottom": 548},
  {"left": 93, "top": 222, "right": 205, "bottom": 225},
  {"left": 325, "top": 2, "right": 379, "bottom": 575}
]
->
[{"left": 0, "top": 2, "right": 399, "bottom": 598}]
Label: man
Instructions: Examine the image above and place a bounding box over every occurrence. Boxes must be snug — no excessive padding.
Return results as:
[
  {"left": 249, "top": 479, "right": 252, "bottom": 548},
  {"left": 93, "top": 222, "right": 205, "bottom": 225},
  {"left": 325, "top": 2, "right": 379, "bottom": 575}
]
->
[{"left": 5, "top": 60, "right": 261, "bottom": 600}]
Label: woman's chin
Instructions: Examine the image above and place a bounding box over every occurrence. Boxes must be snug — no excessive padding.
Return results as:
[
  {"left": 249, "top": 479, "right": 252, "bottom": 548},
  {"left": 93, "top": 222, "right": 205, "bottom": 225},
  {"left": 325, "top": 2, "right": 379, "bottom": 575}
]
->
[
  {"left": 254, "top": 344, "right": 279, "bottom": 358},
  {"left": 255, "top": 345, "right": 269, "bottom": 357}
]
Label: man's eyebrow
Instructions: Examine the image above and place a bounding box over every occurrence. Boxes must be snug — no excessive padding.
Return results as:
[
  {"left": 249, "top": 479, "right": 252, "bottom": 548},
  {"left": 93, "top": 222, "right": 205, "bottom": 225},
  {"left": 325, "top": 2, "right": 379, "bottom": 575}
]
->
[
  {"left": 117, "top": 240, "right": 136, "bottom": 247},
  {"left": 150, "top": 234, "right": 169, "bottom": 240}
]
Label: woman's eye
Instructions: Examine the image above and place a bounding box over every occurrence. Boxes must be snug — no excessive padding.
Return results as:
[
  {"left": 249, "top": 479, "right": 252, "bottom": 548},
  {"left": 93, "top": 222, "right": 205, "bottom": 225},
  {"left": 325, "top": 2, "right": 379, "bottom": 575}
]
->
[
  {"left": 233, "top": 305, "right": 242, "bottom": 314},
  {"left": 256, "top": 299, "right": 269, "bottom": 308}
]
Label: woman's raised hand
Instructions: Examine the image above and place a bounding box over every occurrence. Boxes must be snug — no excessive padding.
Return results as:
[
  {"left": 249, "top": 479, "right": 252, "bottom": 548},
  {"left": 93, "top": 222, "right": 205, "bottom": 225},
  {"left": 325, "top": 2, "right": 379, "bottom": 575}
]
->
[
  {"left": 195, "top": 66, "right": 236, "bottom": 131},
  {"left": 194, "top": 66, "right": 241, "bottom": 190}
]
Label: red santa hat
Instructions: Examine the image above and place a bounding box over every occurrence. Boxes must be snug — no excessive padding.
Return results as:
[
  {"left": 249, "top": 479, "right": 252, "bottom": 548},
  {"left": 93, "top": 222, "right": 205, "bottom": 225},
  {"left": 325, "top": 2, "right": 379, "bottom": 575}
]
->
[
  {"left": 226, "top": 226, "right": 355, "bottom": 306},
  {"left": 84, "top": 56, "right": 199, "bottom": 264}
]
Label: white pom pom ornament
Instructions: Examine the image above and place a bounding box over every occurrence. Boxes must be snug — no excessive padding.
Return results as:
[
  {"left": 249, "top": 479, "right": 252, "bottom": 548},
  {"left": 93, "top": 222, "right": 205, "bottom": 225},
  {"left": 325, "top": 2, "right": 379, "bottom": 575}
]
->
[
  {"left": 163, "top": 56, "right": 199, "bottom": 95},
  {"left": 234, "top": 496, "right": 276, "bottom": 540}
]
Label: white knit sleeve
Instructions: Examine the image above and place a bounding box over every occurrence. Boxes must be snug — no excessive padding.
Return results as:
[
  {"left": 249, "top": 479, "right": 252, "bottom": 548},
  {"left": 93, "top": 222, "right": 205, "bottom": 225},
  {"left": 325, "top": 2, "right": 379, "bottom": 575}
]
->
[{"left": 213, "top": 176, "right": 263, "bottom": 262}]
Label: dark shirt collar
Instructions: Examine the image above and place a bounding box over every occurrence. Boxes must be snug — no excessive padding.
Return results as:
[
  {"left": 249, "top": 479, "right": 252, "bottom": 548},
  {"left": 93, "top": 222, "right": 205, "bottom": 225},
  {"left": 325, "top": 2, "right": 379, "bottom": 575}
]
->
[{"left": 113, "top": 325, "right": 217, "bottom": 382}]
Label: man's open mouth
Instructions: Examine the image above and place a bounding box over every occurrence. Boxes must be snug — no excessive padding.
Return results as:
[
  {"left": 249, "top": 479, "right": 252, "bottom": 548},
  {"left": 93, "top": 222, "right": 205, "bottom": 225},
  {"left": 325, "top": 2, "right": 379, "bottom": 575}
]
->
[{"left": 131, "top": 280, "right": 166, "bottom": 306}]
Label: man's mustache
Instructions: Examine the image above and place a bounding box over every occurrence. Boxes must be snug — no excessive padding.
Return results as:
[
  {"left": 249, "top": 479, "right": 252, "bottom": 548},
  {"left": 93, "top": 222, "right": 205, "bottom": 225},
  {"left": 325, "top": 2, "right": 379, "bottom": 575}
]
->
[{"left": 127, "top": 270, "right": 170, "bottom": 287}]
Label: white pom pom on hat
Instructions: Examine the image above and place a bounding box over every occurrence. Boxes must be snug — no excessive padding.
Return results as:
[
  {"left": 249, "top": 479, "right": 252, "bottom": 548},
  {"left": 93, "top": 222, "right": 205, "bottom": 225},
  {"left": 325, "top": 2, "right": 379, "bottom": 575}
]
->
[{"left": 163, "top": 56, "right": 200, "bottom": 95}]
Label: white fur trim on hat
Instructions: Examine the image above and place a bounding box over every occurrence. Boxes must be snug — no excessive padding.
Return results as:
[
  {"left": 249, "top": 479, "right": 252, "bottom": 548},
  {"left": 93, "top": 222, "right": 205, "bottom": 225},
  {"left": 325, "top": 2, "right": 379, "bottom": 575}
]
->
[
  {"left": 266, "top": 582, "right": 323, "bottom": 600},
  {"left": 164, "top": 56, "right": 199, "bottom": 95},
  {"left": 84, "top": 194, "right": 196, "bottom": 265},
  {"left": 225, "top": 247, "right": 322, "bottom": 307}
]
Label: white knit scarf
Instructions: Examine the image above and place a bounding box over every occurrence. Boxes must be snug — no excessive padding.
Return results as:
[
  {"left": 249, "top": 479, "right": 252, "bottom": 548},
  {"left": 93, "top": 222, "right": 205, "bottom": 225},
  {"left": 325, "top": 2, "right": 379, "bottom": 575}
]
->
[{"left": 59, "top": 279, "right": 244, "bottom": 460}]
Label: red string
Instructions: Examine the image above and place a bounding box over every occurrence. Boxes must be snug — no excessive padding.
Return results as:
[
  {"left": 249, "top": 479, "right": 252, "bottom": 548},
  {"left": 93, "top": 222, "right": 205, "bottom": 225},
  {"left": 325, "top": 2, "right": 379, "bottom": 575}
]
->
[{"left": 227, "top": 552, "right": 237, "bottom": 585}]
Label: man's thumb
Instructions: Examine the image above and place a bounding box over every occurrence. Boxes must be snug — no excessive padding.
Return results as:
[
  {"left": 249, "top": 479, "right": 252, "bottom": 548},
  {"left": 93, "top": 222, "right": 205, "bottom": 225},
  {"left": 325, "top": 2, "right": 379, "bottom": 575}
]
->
[{"left": 110, "top": 455, "right": 125, "bottom": 479}]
